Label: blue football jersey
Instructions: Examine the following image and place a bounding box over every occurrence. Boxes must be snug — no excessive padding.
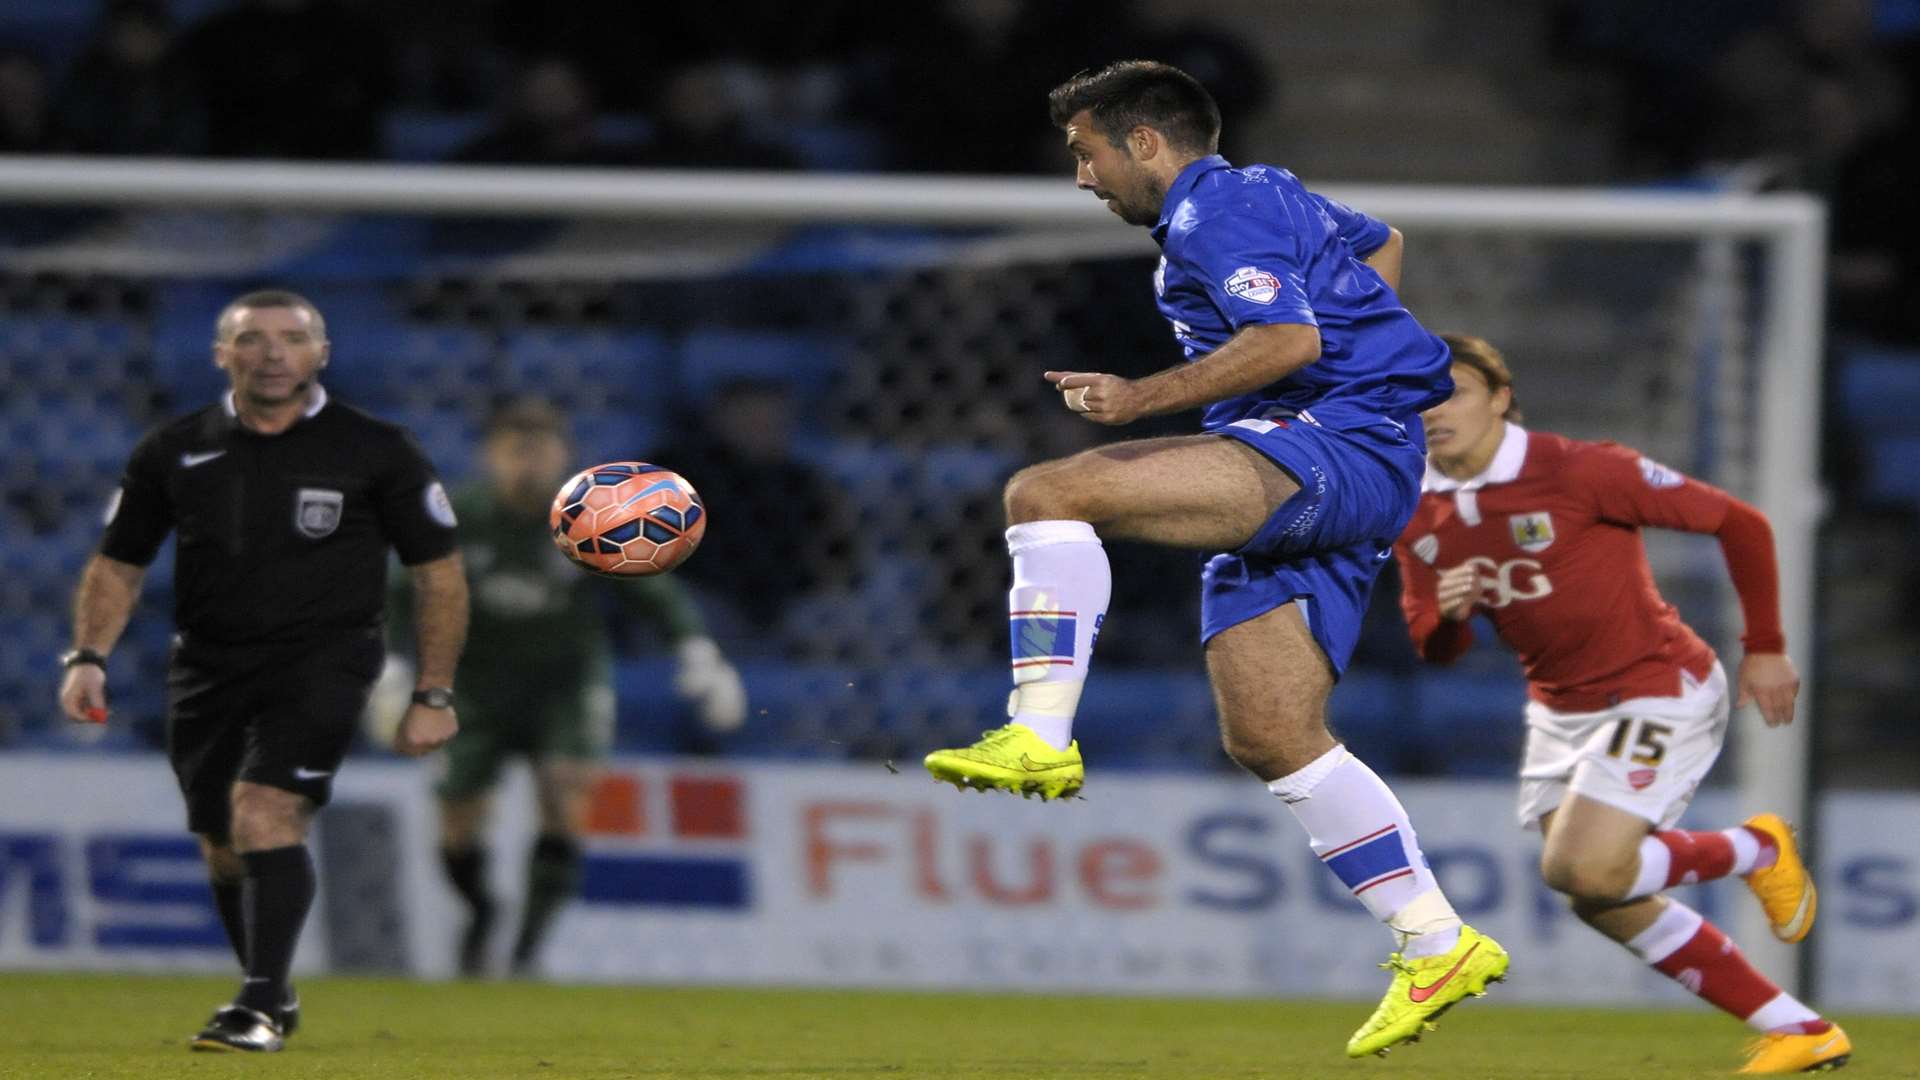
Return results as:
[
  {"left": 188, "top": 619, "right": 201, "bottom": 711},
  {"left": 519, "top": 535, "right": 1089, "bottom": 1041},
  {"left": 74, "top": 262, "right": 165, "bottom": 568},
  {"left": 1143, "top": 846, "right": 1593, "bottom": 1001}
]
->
[{"left": 1150, "top": 155, "right": 1453, "bottom": 432}]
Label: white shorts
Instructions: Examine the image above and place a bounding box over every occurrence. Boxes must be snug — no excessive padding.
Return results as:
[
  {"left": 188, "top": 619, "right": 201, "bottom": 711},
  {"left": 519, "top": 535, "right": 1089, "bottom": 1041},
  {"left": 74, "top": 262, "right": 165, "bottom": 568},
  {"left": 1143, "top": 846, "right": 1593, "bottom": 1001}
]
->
[{"left": 1516, "top": 661, "right": 1729, "bottom": 831}]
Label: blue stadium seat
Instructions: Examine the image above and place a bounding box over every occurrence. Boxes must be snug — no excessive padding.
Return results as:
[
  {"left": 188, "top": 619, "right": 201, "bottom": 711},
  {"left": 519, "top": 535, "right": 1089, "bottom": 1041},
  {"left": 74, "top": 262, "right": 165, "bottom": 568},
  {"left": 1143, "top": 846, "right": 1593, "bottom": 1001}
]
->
[
  {"left": 0, "top": 3, "right": 95, "bottom": 73},
  {"left": 677, "top": 329, "right": 843, "bottom": 403},
  {"left": 917, "top": 444, "right": 1020, "bottom": 501},
  {"left": 152, "top": 282, "right": 241, "bottom": 406},
  {"left": 1408, "top": 668, "right": 1528, "bottom": 777},
  {"left": 351, "top": 321, "right": 496, "bottom": 405},
  {"left": 570, "top": 409, "right": 666, "bottom": 467},
  {"left": 499, "top": 326, "right": 673, "bottom": 408},
  {"left": 1838, "top": 349, "right": 1920, "bottom": 437},
  {"left": 0, "top": 313, "right": 139, "bottom": 386},
  {"left": 594, "top": 114, "right": 655, "bottom": 148},
  {"left": 1327, "top": 671, "right": 1423, "bottom": 774},
  {"left": 793, "top": 438, "right": 912, "bottom": 493},
  {"left": 3, "top": 394, "right": 141, "bottom": 485},
  {"left": 1072, "top": 670, "right": 1221, "bottom": 767},
  {"left": 381, "top": 111, "right": 490, "bottom": 163},
  {"left": 612, "top": 657, "right": 872, "bottom": 758},
  {"left": 1862, "top": 435, "right": 1920, "bottom": 507},
  {"left": 766, "top": 122, "right": 889, "bottom": 171}
]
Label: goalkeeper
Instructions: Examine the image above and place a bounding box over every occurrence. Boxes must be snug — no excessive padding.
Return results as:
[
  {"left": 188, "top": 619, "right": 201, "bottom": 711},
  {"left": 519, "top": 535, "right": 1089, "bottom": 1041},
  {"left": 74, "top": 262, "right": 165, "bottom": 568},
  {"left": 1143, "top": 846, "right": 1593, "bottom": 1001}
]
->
[{"left": 378, "top": 398, "right": 746, "bottom": 977}]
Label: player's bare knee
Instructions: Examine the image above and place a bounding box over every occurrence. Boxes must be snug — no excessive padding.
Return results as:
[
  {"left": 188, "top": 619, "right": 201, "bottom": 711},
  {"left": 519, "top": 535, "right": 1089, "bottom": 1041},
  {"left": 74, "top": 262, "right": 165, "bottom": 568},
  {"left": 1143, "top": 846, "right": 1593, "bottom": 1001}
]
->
[
  {"left": 1567, "top": 894, "right": 1632, "bottom": 926},
  {"left": 1540, "top": 848, "right": 1635, "bottom": 901},
  {"left": 1004, "top": 465, "right": 1065, "bottom": 524},
  {"left": 1218, "top": 723, "right": 1328, "bottom": 783},
  {"left": 1218, "top": 728, "right": 1274, "bottom": 777},
  {"left": 198, "top": 837, "right": 246, "bottom": 885},
  {"left": 1004, "top": 462, "right": 1102, "bottom": 525},
  {"left": 229, "top": 784, "right": 311, "bottom": 852}
]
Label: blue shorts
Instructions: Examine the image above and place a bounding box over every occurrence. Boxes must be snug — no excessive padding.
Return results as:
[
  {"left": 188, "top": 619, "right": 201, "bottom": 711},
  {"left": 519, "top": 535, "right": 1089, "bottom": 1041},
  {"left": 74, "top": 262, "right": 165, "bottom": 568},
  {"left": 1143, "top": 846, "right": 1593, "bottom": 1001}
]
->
[{"left": 1200, "top": 413, "right": 1425, "bottom": 676}]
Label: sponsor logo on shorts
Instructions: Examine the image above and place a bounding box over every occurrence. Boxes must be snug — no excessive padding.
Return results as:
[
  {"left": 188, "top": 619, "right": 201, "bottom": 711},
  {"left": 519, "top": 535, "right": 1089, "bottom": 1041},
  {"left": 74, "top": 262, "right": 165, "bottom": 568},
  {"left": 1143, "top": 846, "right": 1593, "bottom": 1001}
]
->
[
  {"left": 1224, "top": 266, "right": 1282, "bottom": 306},
  {"left": 102, "top": 487, "right": 122, "bottom": 527},
  {"left": 1509, "top": 512, "right": 1555, "bottom": 553},
  {"left": 1628, "top": 768, "right": 1657, "bottom": 791}
]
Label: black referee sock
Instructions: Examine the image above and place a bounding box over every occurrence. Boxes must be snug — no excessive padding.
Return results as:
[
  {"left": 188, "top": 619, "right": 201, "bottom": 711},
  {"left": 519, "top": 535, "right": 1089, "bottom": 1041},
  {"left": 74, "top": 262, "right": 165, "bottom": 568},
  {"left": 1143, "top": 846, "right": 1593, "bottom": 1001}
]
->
[
  {"left": 441, "top": 846, "right": 493, "bottom": 912},
  {"left": 511, "top": 834, "right": 581, "bottom": 971},
  {"left": 442, "top": 846, "right": 496, "bottom": 976},
  {"left": 211, "top": 880, "right": 248, "bottom": 969},
  {"left": 235, "top": 845, "right": 315, "bottom": 1015}
]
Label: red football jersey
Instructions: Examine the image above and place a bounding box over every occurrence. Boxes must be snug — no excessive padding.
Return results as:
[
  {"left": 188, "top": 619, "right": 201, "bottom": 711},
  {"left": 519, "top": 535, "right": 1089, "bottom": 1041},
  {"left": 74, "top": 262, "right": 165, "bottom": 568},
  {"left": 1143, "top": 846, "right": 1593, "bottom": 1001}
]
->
[{"left": 1394, "top": 426, "right": 1746, "bottom": 712}]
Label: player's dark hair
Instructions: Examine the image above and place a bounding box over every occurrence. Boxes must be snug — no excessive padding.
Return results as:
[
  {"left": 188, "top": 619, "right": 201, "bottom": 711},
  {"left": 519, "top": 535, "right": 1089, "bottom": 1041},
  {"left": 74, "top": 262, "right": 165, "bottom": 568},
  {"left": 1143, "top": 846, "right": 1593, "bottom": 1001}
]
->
[
  {"left": 485, "top": 396, "right": 572, "bottom": 442},
  {"left": 216, "top": 289, "right": 327, "bottom": 341},
  {"left": 1048, "top": 60, "right": 1221, "bottom": 157},
  {"left": 1440, "top": 333, "right": 1522, "bottom": 422}
]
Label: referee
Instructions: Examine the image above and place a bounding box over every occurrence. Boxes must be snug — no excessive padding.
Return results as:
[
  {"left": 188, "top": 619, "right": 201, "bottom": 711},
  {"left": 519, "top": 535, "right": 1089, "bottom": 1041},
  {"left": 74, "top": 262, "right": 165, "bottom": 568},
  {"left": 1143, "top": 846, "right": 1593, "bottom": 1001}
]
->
[{"left": 55, "top": 289, "right": 470, "bottom": 1053}]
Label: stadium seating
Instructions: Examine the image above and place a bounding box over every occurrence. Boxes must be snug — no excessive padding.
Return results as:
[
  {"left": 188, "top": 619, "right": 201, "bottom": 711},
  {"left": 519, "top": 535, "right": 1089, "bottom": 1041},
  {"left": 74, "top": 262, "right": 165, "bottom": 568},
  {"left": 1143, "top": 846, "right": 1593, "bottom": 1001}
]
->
[
  {"left": 676, "top": 329, "right": 844, "bottom": 405},
  {"left": 1838, "top": 348, "right": 1920, "bottom": 438}
]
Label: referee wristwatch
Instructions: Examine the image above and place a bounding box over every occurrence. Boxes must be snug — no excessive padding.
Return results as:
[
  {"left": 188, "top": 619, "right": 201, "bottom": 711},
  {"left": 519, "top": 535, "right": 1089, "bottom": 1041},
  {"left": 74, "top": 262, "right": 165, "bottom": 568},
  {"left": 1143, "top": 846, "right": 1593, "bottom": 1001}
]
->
[
  {"left": 411, "top": 687, "right": 455, "bottom": 709},
  {"left": 59, "top": 647, "right": 108, "bottom": 670}
]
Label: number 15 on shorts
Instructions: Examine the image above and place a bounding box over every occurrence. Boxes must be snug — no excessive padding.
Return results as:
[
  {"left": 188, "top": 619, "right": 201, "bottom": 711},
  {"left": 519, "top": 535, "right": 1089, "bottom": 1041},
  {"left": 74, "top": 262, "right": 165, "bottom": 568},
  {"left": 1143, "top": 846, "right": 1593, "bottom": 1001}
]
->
[{"left": 1604, "top": 717, "right": 1673, "bottom": 766}]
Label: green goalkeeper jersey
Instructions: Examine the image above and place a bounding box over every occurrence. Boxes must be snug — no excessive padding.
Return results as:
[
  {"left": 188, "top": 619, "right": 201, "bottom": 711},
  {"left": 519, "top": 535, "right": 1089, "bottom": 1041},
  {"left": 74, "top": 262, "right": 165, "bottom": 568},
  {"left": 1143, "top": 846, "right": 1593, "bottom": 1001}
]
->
[{"left": 389, "top": 484, "right": 706, "bottom": 696}]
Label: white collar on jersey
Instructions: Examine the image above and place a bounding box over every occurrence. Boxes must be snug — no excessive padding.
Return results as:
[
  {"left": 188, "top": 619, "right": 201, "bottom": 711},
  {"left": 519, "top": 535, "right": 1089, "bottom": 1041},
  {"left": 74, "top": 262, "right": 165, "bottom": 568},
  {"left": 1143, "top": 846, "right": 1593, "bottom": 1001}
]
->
[
  {"left": 221, "top": 383, "right": 329, "bottom": 421},
  {"left": 1423, "top": 421, "right": 1528, "bottom": 493}
]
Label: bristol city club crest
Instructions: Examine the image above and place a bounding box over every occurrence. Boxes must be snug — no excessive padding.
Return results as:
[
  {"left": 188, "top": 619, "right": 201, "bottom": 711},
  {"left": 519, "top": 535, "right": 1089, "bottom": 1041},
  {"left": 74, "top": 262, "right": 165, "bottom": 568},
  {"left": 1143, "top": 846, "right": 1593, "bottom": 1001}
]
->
[
  {"left": 1508, "top": 512, "right": 1554, "bottom": 553},
  {"left": 294, "top": 487, "right": 344, "bottom": 539}
]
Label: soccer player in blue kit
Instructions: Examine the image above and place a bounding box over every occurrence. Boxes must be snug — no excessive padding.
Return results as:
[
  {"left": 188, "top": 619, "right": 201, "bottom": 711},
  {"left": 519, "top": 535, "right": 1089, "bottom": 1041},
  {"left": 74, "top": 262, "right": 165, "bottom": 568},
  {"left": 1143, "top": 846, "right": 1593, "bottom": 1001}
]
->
[{"left": 924, "top": 61, "right": 1510, "bottom": 1056}]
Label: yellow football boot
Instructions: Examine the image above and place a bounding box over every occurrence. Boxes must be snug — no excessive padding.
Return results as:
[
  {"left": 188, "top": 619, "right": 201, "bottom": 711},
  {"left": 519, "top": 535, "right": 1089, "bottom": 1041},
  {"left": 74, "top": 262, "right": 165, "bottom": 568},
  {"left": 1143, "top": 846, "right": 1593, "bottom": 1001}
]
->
[
  {"left": 1743, "top": 813, "right": 1817, "bottom": 943},
  {"left": 923, "top": 723, "right": 1083, "bottom": 801},
  {"left": 1739, "top": 1024, "right": 1851, "bottom": 1074},
  {"left": 1346, "top": 924, "right": 1509, "bottom": 1058}
]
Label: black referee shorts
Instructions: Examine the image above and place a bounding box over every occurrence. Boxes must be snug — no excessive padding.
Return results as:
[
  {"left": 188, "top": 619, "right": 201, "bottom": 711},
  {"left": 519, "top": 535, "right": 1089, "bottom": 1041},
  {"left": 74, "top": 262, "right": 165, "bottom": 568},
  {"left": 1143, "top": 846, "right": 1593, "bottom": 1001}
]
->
[{"left": 165, "top": 631, "right": 383, "bottom": 842}]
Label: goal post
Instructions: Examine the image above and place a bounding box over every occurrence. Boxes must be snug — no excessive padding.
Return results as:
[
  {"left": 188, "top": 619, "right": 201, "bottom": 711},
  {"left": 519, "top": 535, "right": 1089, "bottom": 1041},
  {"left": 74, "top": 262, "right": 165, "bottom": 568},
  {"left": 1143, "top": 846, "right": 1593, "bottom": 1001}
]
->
[{"left": 0, "top": 157, "right": 1826, "bottom": 989}]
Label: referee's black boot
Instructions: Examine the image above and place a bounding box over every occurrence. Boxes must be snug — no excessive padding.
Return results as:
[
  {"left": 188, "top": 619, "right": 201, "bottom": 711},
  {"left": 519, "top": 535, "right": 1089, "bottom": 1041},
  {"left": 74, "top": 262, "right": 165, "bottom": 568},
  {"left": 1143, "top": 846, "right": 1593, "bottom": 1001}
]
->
[
  {"left": 276, "top": 990, "right": 300, "bottom": 1037},
  {"left": 190, "top": 1005, "right": 285, "bottom": 1053}
]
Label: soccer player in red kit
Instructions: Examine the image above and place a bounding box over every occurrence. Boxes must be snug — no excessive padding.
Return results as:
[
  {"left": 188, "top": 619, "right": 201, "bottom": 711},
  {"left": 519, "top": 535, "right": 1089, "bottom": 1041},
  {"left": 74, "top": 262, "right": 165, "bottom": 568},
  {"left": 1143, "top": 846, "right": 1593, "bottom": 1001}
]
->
[{"left": 1393, "top": 335, "right": 1850, "bottom": 1075}]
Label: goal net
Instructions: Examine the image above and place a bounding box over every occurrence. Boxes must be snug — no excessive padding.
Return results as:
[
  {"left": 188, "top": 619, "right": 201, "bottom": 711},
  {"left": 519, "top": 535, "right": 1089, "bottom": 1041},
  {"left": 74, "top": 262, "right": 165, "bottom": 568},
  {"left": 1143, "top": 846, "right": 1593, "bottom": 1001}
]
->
[{"left": 0, "top": 160, "right": 1823, "bottom": 977}]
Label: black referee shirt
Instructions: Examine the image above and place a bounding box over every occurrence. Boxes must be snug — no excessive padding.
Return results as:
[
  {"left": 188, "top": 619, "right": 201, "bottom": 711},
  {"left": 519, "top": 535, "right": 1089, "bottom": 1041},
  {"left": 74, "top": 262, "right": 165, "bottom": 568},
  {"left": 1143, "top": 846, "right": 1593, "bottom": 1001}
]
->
[{"left": 99, "top": 387, "right": 459, "bottom": 648}]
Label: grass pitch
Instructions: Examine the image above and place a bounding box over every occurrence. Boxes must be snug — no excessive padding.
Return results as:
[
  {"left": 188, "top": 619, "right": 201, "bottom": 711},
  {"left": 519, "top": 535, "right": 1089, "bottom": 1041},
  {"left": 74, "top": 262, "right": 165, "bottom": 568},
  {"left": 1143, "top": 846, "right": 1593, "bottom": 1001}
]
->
[{"left": 0, "top": 974, "right": 1913, "bottom": 1079}]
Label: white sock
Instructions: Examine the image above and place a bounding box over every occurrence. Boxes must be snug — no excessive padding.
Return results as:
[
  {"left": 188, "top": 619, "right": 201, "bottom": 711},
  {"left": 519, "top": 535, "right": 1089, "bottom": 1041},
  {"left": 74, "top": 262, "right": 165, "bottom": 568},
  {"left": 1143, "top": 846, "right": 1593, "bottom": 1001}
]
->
[
  {"left": 1624, "top": 898, "right": 1702, "bottom": 964},
  {"left": 1268, "top": 745, "right": 1461, "bottom": 956},
  {"left": 1724, "top": 826, "right": 1769, "bottom": 873},
  {"left": 1005, "top": 521, "right": 1110, "bottom": 751},
  {"left": 1746, "top": 993, "right": 1822, "bottom": 1034},
  {"left": 1626, "top": 837, "right": 1671, "bottom": 900}
]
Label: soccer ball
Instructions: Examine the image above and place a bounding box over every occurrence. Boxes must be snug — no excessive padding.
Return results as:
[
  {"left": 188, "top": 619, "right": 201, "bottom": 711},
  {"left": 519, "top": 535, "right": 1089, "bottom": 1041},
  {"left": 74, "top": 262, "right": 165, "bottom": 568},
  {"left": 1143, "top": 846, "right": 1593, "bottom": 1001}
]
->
[{"left": 548, "top": 462, "right": 706, "bottom": 576}]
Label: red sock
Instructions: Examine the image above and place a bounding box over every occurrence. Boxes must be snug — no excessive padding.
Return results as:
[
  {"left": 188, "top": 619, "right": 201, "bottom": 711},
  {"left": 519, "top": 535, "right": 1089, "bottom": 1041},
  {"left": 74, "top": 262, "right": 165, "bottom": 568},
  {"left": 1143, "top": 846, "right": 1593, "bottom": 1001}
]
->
[
  {"left": 1651, "top": 827, "right": 1773, "bottom": 888},
  {"left": 1651, "top": 918, "right": 1780, "bottom": 1019},
  {"left": 1629, "top": 901, "right": 1824, "bottom": 1033}
]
